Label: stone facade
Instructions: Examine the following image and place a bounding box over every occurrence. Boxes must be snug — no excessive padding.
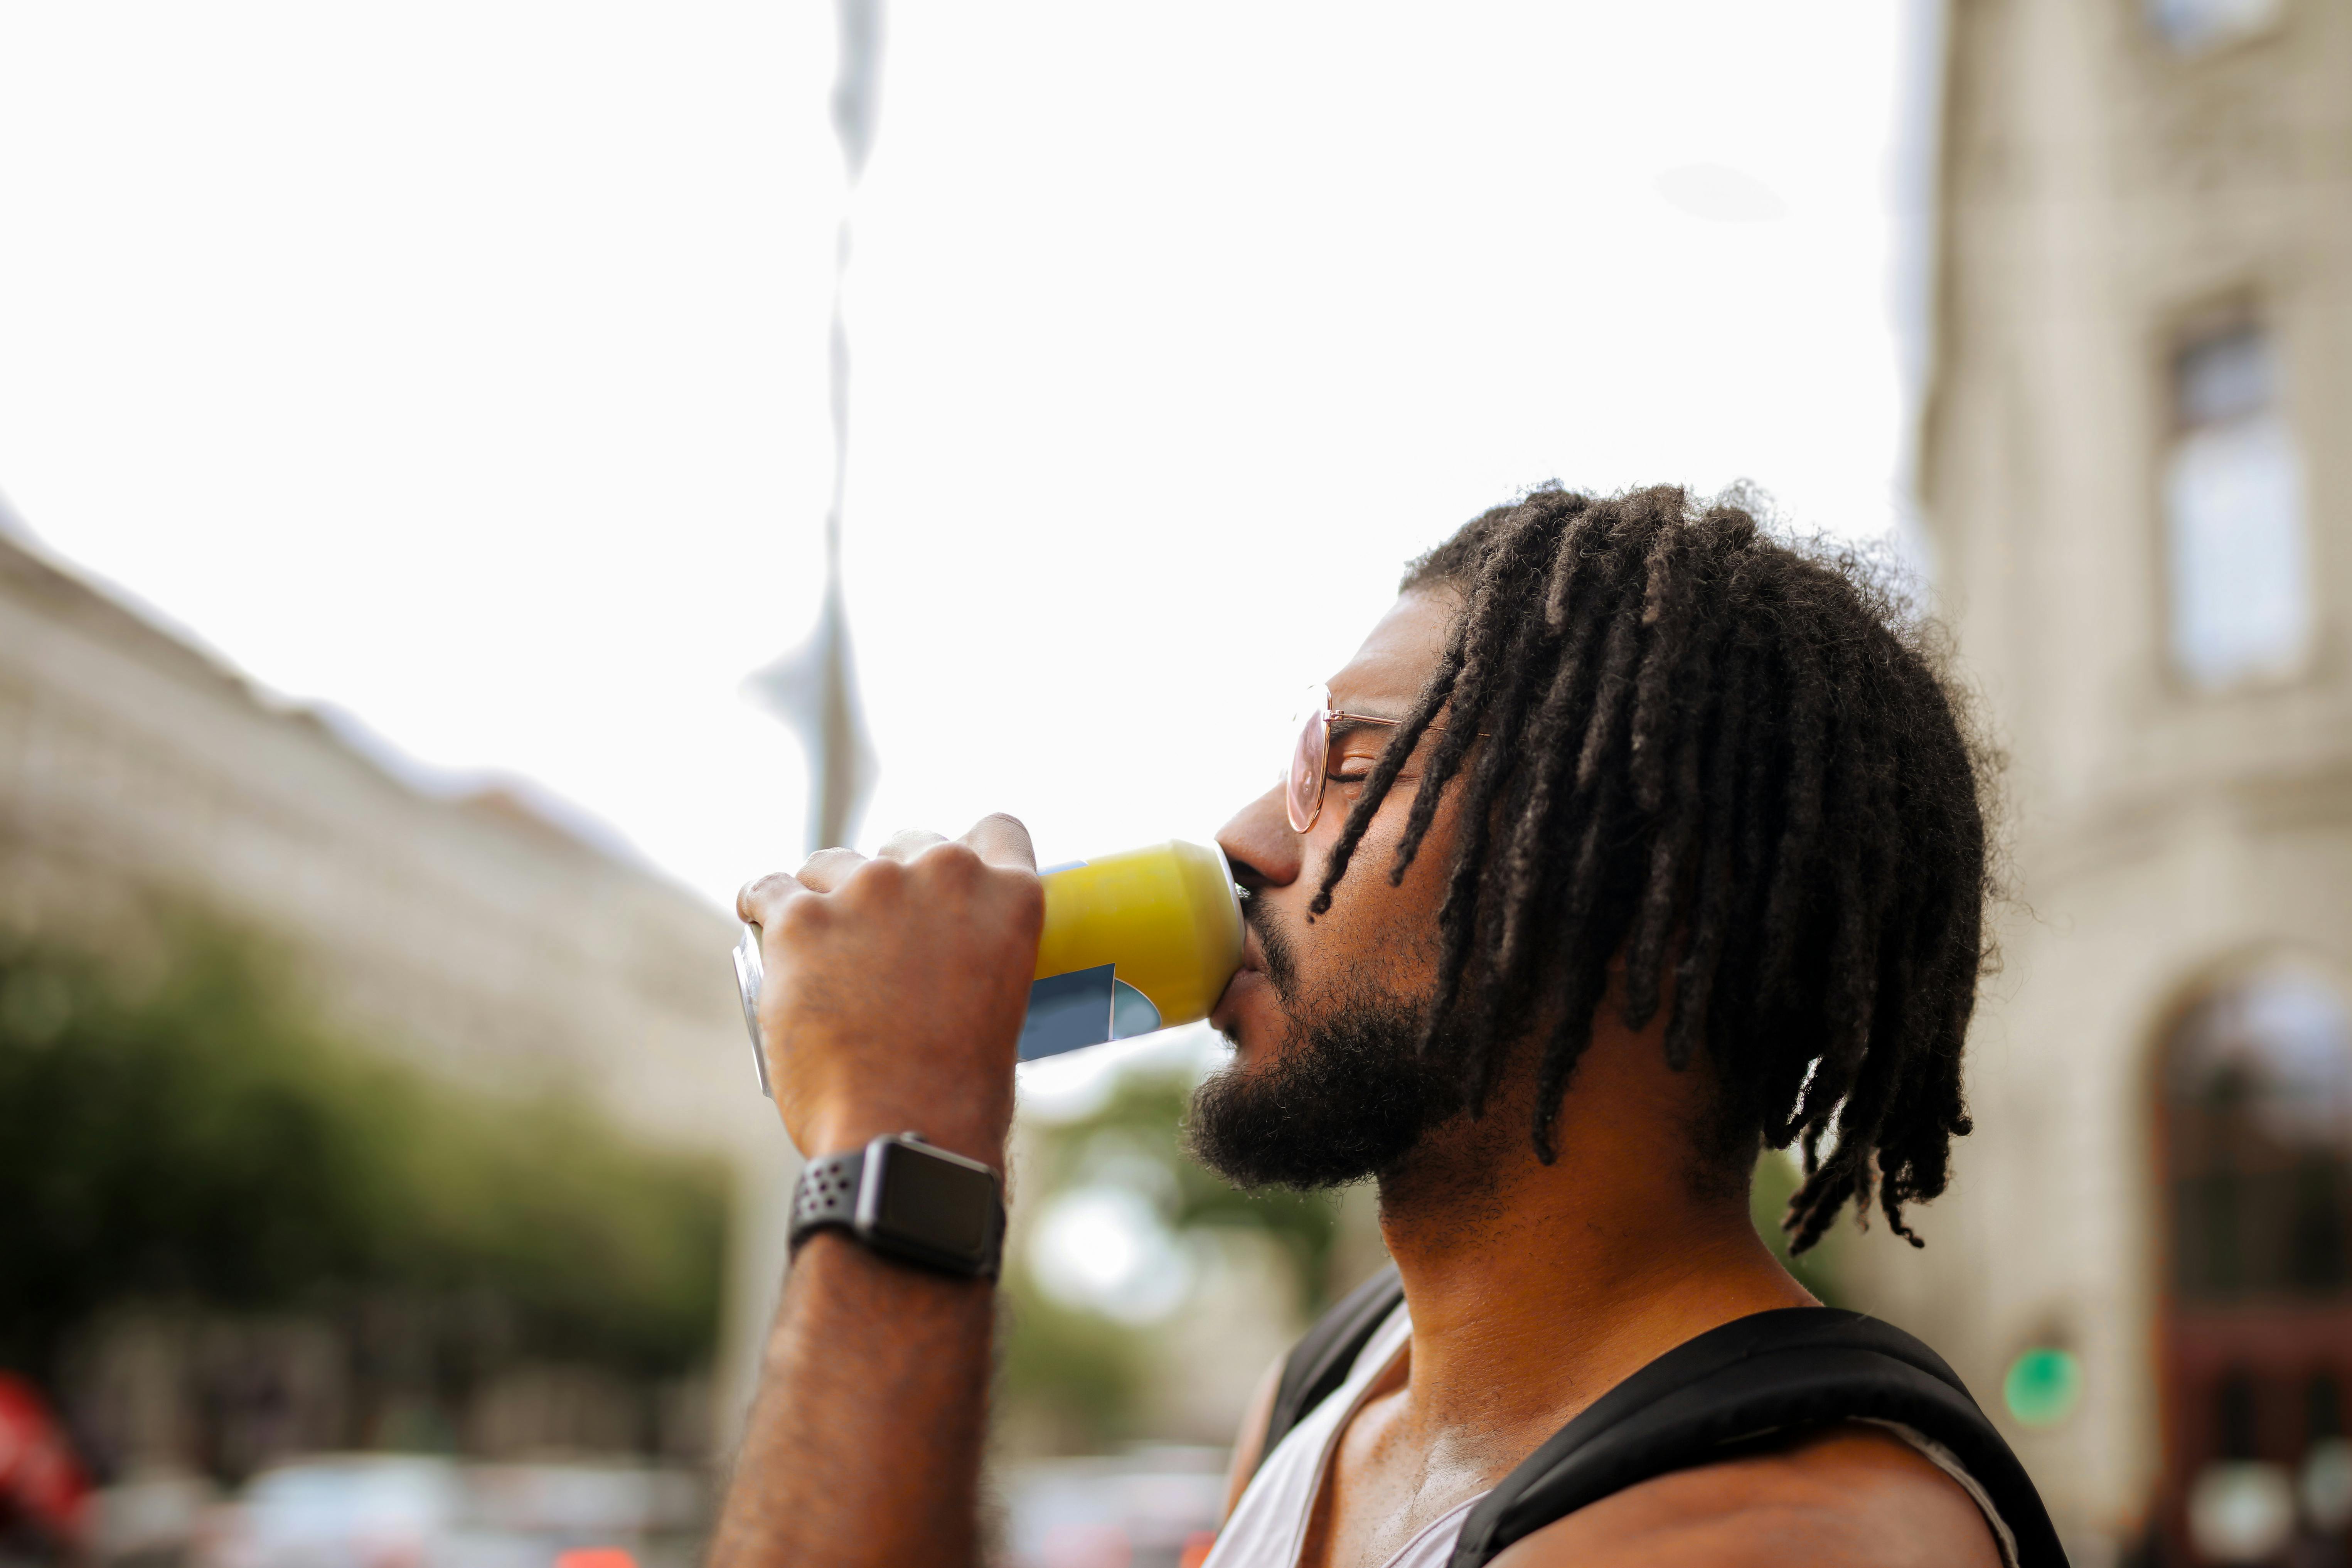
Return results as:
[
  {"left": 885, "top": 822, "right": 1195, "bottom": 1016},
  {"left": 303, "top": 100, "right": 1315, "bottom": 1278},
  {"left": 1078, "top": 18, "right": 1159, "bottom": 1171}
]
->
[
  {"left": 0, "top": 517, "right": 793, "bottom": 1459},
  {"left": 1846, "top": 0, "right": 2352, "bottom": 1557}
]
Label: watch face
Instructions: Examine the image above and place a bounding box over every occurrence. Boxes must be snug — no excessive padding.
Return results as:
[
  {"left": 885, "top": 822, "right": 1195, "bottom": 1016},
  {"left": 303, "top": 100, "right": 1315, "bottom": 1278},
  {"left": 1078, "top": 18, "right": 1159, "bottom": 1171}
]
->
[{"left": 873, "top": 1142, "right": 995, "bottom": 1261}]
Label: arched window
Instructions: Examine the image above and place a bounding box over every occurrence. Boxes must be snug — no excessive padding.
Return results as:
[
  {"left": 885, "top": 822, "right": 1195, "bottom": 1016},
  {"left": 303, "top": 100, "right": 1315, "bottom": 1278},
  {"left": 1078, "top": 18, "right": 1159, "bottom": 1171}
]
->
[
  {"left": 2168, "top": 966, "right": 2352, "bottom": 1299},
  {"left": 2159, "top": 963, "right": 2352, "bottom": 1561}
]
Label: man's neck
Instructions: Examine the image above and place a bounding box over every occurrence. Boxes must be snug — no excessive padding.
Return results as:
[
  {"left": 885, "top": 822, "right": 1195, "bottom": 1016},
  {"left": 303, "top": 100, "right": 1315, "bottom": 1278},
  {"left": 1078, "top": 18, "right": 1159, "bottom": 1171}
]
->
[{"left": 1370, "top": 1027, "right": 1815, "bottom": 1465}]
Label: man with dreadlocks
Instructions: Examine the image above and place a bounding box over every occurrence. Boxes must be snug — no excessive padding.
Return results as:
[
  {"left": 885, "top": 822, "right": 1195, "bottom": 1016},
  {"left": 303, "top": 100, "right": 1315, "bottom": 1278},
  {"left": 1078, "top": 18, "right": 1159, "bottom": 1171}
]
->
[{"left": 713, "top": 486, "right": 2057, "bottom": 1568}]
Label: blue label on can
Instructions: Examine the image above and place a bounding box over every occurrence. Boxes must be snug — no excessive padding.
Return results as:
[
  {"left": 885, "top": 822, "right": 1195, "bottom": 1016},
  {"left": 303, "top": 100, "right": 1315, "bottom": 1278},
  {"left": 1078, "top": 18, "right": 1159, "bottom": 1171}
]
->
[
  {"left": 1019, "top": 964, "right": 1117, "bottom": 1059},
  {"left": 1017, "top": 966, "right": 1167, "bottom": 1060}
]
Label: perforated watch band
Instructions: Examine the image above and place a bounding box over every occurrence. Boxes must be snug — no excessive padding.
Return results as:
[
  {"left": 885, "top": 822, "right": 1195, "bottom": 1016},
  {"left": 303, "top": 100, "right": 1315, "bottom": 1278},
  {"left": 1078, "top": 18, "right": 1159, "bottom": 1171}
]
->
[{"left": 790, "top": 1148, "right": 866, "bottom": 1243}]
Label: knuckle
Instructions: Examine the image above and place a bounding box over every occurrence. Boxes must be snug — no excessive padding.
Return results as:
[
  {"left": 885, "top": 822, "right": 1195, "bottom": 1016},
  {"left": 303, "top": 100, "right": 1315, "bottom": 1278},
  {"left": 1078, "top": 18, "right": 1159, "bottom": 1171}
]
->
[
  {"left": 1002, "top": 872, "right": 1046, "bottom": 934},
  {"left": 742, "top": 871, "right": 792, "bottom": 904},
  {"left": 852, "top": 854, "right": 908, "bottom": 897},
  {"left": 927, "top": 840, "right": 984, "bottom": 880},
  {"left": 775, "top": 892, "right": 827, "bottom": 938},
  {"left": 738, "top": 873, "right": 796, "bottom": 923}
]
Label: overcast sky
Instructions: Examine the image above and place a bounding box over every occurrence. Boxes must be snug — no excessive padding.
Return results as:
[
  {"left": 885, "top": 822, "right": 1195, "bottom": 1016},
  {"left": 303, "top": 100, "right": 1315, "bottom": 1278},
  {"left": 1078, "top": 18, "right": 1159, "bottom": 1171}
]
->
[{"left": 0, "top": 1, "right": 1938, "bottom": 911}]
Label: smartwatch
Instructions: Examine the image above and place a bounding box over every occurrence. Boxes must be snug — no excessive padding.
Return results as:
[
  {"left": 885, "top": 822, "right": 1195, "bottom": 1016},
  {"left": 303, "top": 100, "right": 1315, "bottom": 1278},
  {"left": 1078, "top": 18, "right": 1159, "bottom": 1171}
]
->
[{"left": 789, "top": 1132, "right": 1005, "bottom": 1280}]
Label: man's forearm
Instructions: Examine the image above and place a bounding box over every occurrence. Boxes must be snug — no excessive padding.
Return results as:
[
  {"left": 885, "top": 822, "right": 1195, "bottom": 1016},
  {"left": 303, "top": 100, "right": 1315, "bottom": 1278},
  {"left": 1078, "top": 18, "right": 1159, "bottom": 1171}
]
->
[{"left": 709, "top": 1234, "right": 995, "bottom": 1568}]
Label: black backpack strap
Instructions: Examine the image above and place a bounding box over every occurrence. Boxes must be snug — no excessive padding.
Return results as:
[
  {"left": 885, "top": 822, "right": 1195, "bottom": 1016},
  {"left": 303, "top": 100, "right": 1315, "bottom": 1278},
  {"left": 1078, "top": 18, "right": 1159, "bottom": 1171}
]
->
[
  {"left": 1447, "top": 1308, "right": 2061, "bottom": 1568},
  {"left": 1253, "top": 1264, "right": 1405, "bottom": 1478}
]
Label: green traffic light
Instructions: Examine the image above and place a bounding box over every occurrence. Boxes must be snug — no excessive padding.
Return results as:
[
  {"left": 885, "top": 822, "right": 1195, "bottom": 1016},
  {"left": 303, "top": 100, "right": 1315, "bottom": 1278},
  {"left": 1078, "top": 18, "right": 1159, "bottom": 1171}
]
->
[{"left": 2004, "top": 1347, "right": 2084, "bottom": 1428}]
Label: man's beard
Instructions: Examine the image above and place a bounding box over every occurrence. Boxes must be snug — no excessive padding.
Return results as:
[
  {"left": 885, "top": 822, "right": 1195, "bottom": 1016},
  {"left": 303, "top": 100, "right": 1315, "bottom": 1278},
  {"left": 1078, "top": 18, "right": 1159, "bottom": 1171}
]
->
[{"left": 1184, "top": 902, "right": 1468, "bottom": 1190}]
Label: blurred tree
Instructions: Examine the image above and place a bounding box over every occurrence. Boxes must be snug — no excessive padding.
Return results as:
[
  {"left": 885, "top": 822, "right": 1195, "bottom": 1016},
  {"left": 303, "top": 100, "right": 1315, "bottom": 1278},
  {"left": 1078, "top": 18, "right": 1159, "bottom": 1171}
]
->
[
  {"left": 0, "top": 921, "right": 728, "bottom": 1399},
  {"left": 996, "top": 1283, "right": 1149, "bottom": 1452},
  {"left": 999, "top": 1066, "right": 1341, "bottom": 1452},
  {"left": 1751, "top": 1147, "right": 1845, "bottom": 1307},
  {"left": 1029, "top": 1070, "right": 1343, "bottom": 1299}
]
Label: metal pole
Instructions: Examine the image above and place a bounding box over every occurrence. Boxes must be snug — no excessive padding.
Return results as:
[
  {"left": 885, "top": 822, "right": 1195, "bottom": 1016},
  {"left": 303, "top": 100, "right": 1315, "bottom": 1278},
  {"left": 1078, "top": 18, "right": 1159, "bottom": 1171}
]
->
[{"left": 745, "top": 0, "right": 883, "bottom": 856}]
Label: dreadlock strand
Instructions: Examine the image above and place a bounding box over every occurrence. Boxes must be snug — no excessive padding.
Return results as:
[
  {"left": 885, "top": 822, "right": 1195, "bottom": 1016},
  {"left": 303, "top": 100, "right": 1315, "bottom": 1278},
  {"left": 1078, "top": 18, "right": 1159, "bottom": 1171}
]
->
[
  {"left": 1572, "top": 609, "right": 1643, "bottom": 795},
  {"left": 1529, "top": 959, "right": 1613, "bottom": 1163},
  {"left": 1442, "top": 604, "right": 1572, "bottom": 1021},
  {"left": 1486, "top": 534, "right": 1637, "bottom": 963},
  {"left": 1755, "top": 637, "right": 1831, "bottom": 995},
  {"left": 1627, "top": 527, "right": 1700, "bottom": 813},
  {"left": 1379, "top": 514, "right": 1562, "bottom": 888},
  {"left": 1661, "top": 649, "right": 1754, "bottom": 1071},
  {"left": 1540, "top": 496, "right": 1609, "bottom": 629},
  {"left": 1493, "top": 604, "right": 1619, "bottom": 979},
  {"left": 1620, "top": 674, "right": 1712, "bottom": 1032},
  {"left": 1404, "top": 521, "right": 1564, "bottom": 987},
  {"left": 1307, "top": 663, "right": 1457, "bottom": 917}
]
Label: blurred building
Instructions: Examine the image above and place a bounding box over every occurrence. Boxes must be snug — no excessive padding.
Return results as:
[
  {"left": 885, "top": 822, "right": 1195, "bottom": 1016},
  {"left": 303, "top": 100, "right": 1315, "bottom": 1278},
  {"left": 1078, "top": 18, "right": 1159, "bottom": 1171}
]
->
[
  {"left": 1845, "top": 0, "right": 2352, "bottom": 1561},
  {"left": 0, "top": 516, "right": 792, "bottom": 1472}
]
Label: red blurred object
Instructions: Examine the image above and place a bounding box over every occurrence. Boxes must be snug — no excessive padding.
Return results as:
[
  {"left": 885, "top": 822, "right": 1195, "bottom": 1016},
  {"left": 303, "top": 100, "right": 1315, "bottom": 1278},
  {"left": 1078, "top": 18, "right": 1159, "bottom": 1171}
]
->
[
  {"left": 0, "top": 1372, "right": 91, "bottom": 1547},
  {"left": 1177, "top": 1531, "right": 1216, "bottom": 1568},
  {"left": 554, "top": 1549, "right": 637, "bottom": 1568}
]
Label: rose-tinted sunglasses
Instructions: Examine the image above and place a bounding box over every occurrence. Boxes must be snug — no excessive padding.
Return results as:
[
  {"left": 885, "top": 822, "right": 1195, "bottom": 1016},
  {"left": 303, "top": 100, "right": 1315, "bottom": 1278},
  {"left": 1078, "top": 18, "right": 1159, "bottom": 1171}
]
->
[{"left": 1284, "top": 684, "right": 1469, "bottom": 834}]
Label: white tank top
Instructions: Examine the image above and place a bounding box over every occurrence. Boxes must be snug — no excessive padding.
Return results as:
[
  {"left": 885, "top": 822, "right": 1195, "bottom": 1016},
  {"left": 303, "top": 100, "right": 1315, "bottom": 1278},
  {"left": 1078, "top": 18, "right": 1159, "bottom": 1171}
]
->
[
  {"left": 1199, "top": 1301, "right": 2021, "bottom": 1568},
  {"left": 1202, "top": 1304, "right": 1479, "bottom": 1568}
]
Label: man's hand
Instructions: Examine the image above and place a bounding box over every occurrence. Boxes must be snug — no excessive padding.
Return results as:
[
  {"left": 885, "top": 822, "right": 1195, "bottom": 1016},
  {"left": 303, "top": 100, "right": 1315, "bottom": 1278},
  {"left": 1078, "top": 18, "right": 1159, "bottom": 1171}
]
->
[
  {"left": 713, "top": 815, "right": 1039, "bottom": 1568},
  {"left": 735, "top": 814, "right": 1043, "bottom": 1169}
]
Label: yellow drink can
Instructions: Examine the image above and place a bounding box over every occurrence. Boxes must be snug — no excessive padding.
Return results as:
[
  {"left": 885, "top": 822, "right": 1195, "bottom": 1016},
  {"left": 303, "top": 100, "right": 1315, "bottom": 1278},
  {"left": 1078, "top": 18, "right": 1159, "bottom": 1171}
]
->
[
  {"left": 731, "top": 838, "right": 1245, "bottom": 1092},
  {"left": 1021, "top": 840, "right": 1245, "bottom": 1060}
]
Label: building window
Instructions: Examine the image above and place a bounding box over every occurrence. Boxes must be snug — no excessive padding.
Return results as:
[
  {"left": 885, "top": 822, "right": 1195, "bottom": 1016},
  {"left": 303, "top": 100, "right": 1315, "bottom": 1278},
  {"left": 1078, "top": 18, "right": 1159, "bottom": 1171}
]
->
[
  {"left": 2162, "top": 323, "right": 2312, "bottom": 692},
  {"left": 2146, "top": 0, "right": 2285, "bottom": 52},
  {"left": 2167, "top": 965, "right": 2352, "bottom": 1300},
  {"left": 2159, "top": 964, "right": 2352, "bottom": 1560}
]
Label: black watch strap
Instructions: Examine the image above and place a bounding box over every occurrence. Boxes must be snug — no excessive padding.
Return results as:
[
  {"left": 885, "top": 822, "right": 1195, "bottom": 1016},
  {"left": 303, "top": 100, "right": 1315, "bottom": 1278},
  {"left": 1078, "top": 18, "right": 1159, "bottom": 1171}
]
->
[
  {"left": 792, "top": 1147, "right": 867, "bottom": 1237},
  {"left": 789, "top": 1134, "right": 1005, "bottom": 1280}
]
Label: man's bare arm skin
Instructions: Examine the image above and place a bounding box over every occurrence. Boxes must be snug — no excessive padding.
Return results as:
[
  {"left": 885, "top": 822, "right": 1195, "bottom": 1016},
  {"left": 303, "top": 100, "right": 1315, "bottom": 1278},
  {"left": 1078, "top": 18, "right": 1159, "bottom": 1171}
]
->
[
  {"left": 708, "top": 819, "right": 1043, "bottom": 1568},
  {"left": 709, "top": 1238, "right": 992, "bottom": 1564},
  {"left": 1491, "top": 1425, "right": 2005, "bottom": 1568}
]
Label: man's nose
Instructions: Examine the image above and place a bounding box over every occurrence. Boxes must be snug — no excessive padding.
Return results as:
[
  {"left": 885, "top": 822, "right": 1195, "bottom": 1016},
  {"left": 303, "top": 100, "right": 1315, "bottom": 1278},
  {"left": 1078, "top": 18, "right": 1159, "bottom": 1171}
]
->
[{"left": 1218, "top": 783, "right": 1300, "bottom": 892}]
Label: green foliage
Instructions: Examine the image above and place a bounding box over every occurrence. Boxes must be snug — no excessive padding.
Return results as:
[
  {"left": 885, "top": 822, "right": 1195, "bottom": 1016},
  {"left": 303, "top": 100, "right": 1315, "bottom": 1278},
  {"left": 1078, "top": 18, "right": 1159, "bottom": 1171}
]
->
[
  {"left": 1751, "top": 1147, "right": 1845, "bottom": 1307},
  {"left": 1024, "top": 1069, "right": 1342, "bottom": 1309},
  {"left": 997, "top": 1065, "right": 1341, "bottom": 1451},
  {"left": 996, "top": 1280, "right": 1148, "bottom": 1448},
  {"left": 0, "top": 923, "right": 727, "bottom": 1382}
]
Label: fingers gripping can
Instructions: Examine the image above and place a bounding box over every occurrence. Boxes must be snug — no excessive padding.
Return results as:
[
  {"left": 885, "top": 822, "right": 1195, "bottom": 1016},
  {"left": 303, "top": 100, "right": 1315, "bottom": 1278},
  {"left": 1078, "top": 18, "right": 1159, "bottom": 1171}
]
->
[{"left": 731, "top": 839, "right": 1245, "bottom": 1095}]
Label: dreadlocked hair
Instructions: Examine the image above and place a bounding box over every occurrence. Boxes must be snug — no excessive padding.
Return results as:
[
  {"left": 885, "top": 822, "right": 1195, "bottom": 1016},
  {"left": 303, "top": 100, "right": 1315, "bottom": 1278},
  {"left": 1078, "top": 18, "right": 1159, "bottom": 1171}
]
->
[{"left": 1309, "top": 484, "right": 1996, "bottom": 1251}]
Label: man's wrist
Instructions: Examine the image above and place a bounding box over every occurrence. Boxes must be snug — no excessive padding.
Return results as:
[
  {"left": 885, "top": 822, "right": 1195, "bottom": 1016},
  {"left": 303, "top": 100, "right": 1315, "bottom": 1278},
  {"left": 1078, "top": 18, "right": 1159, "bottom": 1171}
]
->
[
  {"left": 804, "top": 1106, "right": 1007, "bottom": 1173},
  {"left": 784, "top": 1228, "right": 995, "bottom": 1292}
]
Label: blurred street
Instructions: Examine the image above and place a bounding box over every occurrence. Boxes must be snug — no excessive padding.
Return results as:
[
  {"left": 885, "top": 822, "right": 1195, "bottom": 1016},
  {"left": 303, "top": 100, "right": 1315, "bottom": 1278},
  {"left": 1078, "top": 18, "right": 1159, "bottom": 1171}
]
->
[{"left": 4, "top": 0, "right": 2350, "bottom": 1565}]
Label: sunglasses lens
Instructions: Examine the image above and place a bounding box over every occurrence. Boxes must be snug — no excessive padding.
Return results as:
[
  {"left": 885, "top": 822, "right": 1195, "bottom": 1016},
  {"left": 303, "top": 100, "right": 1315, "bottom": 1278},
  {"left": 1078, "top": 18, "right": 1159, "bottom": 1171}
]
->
[{"left": 1286, "top": 687, "right": 1328, "bottom": 833}]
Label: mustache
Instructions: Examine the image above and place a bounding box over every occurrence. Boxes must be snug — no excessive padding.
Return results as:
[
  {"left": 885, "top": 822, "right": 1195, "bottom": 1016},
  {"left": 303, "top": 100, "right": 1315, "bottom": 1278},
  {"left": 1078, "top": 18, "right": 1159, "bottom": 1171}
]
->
[{"left": 1243, "top": 891, "right": 1301, "bottom": 1001}]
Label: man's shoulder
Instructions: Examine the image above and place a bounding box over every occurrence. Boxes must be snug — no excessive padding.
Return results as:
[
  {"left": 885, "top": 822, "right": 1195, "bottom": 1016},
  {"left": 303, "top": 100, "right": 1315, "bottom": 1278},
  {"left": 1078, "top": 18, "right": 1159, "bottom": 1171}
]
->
[{"left": 1487, "top": 1422, "right": 2006, "bottom": 1568}]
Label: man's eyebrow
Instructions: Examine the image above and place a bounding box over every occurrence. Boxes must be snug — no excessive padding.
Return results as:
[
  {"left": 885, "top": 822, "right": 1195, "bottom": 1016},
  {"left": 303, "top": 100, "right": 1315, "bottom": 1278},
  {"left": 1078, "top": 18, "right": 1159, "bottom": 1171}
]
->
[{"left": 1326, "top": 713, "right": 1408, "bottom": 746}]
